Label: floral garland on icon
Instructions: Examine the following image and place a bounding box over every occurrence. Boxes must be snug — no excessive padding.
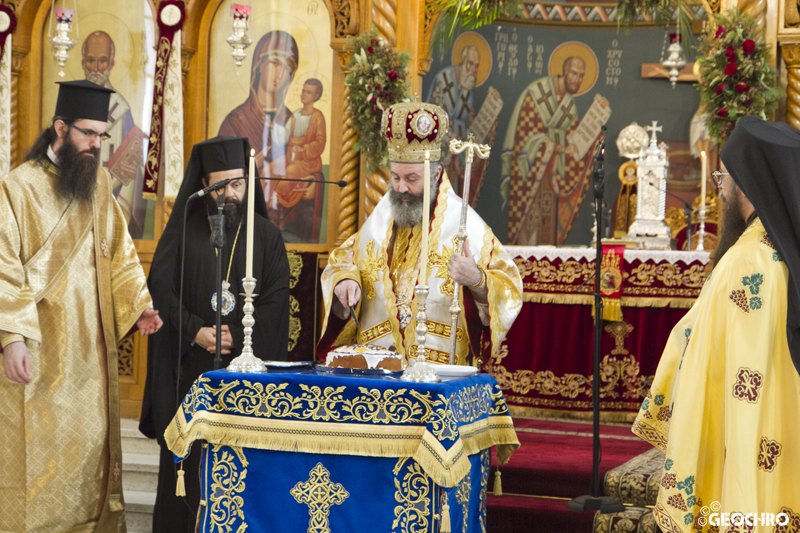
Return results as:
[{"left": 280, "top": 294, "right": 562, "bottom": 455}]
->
[
  {"left": 344, "top": 29, "right": 411, "bottom": 172},
  {"left": 696, "top": 9, "right": 780, "bottom": 144}
]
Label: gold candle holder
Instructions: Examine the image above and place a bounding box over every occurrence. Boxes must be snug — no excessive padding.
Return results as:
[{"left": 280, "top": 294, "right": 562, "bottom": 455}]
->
[
  {"left": 401, "top": 286, "right": 441, "bottom": 383},
  {"left": 227, "top": 277, "right": 266, "bottom": 373}
]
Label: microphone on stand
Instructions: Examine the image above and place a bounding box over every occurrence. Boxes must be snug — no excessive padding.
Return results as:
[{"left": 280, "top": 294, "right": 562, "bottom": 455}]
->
[
  {"left": 189, "top": 177, "right": 241, "bottom": 199},
  {"left": 567, "top": 125, "right": 625, "bottom": 515}
]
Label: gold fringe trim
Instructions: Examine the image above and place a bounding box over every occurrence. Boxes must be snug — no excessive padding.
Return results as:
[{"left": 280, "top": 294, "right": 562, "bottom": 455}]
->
[
  {"left": 592, "top": 297, "right": 623, "bottom": 322},
  {"left": 142, "top": 192, "right": 158, "bottom": 201},
  {"left": 493, "top": 470, "right": 503, "bottom": 496},
  {"left": 176, "top": 463, "right": 186, "bottom": 497},
  {"left": 507, "top": 405, "right": 638, "bottom": 424},
  {"left": 522, "top": 292, "right": 592, "bottom": 305},
  {"left": 440, "top": 493, "right": 452, "bottom": 532},
  {"left": 165, "top": 410, "right": 519, "bottom": 489},
  {"left": 620, "top": 296, "right": 695, "bottom": 309},
  {"left": 522, "top": 292, "right": 696, "bottom": 309}
]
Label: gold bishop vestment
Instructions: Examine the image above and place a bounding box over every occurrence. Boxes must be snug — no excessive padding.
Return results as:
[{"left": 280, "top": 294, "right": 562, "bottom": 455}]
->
[
  {"left": 0, "top": 160, "right": 152, "bottom": 532},
  {"left": 320, "top": 173, "right": 522, "bottom": 364}
]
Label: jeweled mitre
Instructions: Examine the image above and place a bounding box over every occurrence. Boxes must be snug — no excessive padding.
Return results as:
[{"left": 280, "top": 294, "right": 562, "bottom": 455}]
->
[{"left": 381, "top": 101, "right": 449, "bottom": 163}]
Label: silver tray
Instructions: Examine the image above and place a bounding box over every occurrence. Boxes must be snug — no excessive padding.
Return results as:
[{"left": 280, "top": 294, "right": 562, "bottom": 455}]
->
[
  {"left": 314, "top": 365, "right": 404, "bottom": 378},
  {"left": 263, "top": 360, "right": 313, "bottom": 368}
]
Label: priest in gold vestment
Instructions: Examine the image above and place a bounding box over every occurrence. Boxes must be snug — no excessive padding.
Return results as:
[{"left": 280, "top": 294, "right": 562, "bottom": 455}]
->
[
  {"left": 0, "top": 81, "right": 161, "bottom": 533},
  {"left": 633, "top": 117, "right": 800, "bottom": 532},
  {"left": 318, "top": 101, "right": 522, "bottom": 365}
]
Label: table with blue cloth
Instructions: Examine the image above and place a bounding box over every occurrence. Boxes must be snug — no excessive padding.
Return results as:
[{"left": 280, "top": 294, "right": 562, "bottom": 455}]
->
[{"left": 165, "top": 368, "right": 520, "bottom": 533}]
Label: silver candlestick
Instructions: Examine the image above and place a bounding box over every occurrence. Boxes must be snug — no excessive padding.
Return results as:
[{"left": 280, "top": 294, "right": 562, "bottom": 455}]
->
[
  {"left": 696, "top": 206, "right": 707, "bottom": 251},
  {"left": 227, "top": 277, "right": 266, "bottom": 373},
  {"left": 401, "top": 286, "right": 441, "bottom": 383}
]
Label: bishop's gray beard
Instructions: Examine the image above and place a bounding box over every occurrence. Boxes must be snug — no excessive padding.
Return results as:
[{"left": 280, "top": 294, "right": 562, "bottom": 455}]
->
[
  {"left": 389, "top": 180, "right": 439, "bottom": 227},
  {"left": 54, "top": 135, "right": 100, "bottom": 203}
]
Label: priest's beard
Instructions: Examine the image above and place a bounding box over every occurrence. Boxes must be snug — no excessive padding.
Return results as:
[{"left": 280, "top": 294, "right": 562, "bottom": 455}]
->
[
  {"left": 389, "top": 179, "right": 439, "bottom": 228},
  {"left": 205, "top": 194, "right": 245, "bottom": 232},
  {"left": 55, "top": 135, "right": 100, "bottom": 203},
  {"left": 714, "top": 185, "right": 748, "bottom": 267}
]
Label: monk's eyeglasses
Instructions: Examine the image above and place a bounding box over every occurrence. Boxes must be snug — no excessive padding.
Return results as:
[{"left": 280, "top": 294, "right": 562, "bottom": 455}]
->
[
  {"left": 71, "top": 124, "right": 112, "bottom": 142},
  {"left": 711, "top": 171, "right": 730, "bottom": 189}
]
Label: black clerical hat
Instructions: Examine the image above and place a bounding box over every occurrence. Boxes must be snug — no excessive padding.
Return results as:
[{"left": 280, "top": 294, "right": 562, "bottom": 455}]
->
[
  {"left": 54, "top": 80, "right": 115, "bottom": 122},
  {"left": 196, "top": 136, "right": 249, "bottom": 175}
]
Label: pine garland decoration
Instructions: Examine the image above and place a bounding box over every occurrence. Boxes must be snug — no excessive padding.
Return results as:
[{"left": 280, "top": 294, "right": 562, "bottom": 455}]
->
[{"left": 344, "top": 29, "right": 411, "bottom": 172}]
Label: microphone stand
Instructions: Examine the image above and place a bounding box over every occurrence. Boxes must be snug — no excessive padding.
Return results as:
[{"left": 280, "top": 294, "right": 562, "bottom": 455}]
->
[
  {"left": 209, "top": 192, "right": 226, "bottom": 370},
  {"left": 567, "top": 128, "right": 625, "bottom": 515}
]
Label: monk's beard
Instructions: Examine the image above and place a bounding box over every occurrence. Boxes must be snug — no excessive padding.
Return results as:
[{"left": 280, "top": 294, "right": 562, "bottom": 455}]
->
[
  {"left": 389, "top": 180, "right": 438, "bottom": 228},
  {"left": 206, "top": 194, "right": 245, "bottom": 232},
  {"left": 54, "top": 135, "right": 99, "bottom": 203},
  {"left": 714, "top": 186, "right": 748, "bottom": 267}
]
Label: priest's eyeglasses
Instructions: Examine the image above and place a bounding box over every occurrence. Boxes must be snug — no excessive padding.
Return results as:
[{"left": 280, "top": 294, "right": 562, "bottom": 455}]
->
[
  {"left": 71, "top": 124, "right": 112, "bottom": 142},
  {"left": 711, "top": 171, "right": 730, "bottom": 189}
]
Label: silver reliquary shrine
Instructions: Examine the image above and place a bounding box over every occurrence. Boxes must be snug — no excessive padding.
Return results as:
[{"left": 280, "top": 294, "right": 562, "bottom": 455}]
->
[{"left": 624, "top": 121, "right": 672, "bottom": 250}]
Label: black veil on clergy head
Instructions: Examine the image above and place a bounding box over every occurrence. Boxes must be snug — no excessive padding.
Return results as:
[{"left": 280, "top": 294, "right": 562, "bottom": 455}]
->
[
  {"left": 139, "top": 136, "right": 267, "bottom": 441},
  {"left": 721, "top": 116, "right": 800, "bottom": 377}
]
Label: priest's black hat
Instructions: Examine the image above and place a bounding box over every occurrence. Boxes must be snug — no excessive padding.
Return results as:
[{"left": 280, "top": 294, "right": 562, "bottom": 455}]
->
[
  {"left": 721, "top": 116, "right": 800, "bottom": 376},
  {"left": 54, "top": 80, "right": 115, "bottom": 122},
  {"left": 196, "top": 136, "right": 249, "bottom": 175}
]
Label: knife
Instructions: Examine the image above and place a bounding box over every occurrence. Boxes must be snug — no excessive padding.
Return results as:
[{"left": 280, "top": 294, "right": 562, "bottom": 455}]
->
[{"left": 349, "top": 305, "right": 361, "bottom": 332}]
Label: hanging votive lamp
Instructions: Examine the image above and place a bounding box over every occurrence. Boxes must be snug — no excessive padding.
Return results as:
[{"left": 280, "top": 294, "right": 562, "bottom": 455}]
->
[
  {"left": 227, "top": 4, "right": 252, "bottom": 72},
  {"left": 661, "top": 31, "right": 686, "bottom": 88},
  {"left": 50, "top": 6, "right": 77, "bottom": 78}
]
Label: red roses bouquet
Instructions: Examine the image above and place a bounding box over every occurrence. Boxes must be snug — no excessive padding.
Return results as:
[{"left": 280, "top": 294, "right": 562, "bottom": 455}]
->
[
  {"left": 344, "top": 29, "right": 411, "bottom": 172},
  {"left": 696, "top": 9, "right": 780, "bottom": 144}
]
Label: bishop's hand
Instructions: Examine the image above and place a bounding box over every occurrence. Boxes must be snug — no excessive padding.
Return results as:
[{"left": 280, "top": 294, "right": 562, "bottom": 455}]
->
[
  {"left": 333, "top": 279, "right": 361, "bottom": 320},
  {"left": 2, "top": 341, "right": 31, "bottom": 385},
  {"left": 448, "top": 239, "right": 482, "bottom": 287},
  {"left": 137, "top": 308, "right": 163, "bottom": 336}
]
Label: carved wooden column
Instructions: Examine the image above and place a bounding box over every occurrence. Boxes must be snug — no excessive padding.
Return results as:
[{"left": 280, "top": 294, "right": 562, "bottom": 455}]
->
[
  {"left": 335, "top": 51, "right": 360, "bottom": 245},
  {"left": 739, "top": 0, "right": 768, "bottom": 37},
  {"left": 10, "top": 49, "right": 25, "bottom": 168},
  {"left": 330, "top": 1, "right": 362, "bottom": 244},
  {"left": 782, "top": 43, "right": 800, "bottom": 129},
  {"left": 372, "top": 0, "right": 397, "bottom": 44},
  {"left": 361, "top": 0, "right": 398, "bottom": 220}
]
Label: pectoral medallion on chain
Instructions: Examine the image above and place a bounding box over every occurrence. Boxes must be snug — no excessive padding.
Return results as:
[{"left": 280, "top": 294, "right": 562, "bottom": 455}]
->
[{"left": 211, "top": 281, "right": 236, "bottom": 316}]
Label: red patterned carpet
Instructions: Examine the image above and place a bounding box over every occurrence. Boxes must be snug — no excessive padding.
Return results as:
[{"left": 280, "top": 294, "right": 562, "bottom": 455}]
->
[{"left": 487, "top": 417, "right": 655, "bottom": 532}]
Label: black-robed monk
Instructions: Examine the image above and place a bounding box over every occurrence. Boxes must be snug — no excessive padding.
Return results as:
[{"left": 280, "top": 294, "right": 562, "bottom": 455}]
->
[{"left": 140, "top": 136, "right": 290, "bottom": 533}]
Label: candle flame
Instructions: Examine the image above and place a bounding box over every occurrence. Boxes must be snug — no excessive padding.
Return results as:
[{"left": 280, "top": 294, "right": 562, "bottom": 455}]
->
[
  {"left": 250, "top": 149, "right": 256, "bottom": 156},
  {"left": 425, "top": 150, "right": 430, "bottom": 160},
  {"left": 701, "top": 151, "right": 706, "bottom": 157}
]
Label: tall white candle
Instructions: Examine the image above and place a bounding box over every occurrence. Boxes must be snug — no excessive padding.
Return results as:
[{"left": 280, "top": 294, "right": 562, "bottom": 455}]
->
[
  {"left": 700, "top": 150, "right": 707, "bottom": 212},
  {"left": 246, "top": 149, "right": 255, "bottom": 278},
  {"left": 420, "top": 151, "right": 431, "bottom": 284}
]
